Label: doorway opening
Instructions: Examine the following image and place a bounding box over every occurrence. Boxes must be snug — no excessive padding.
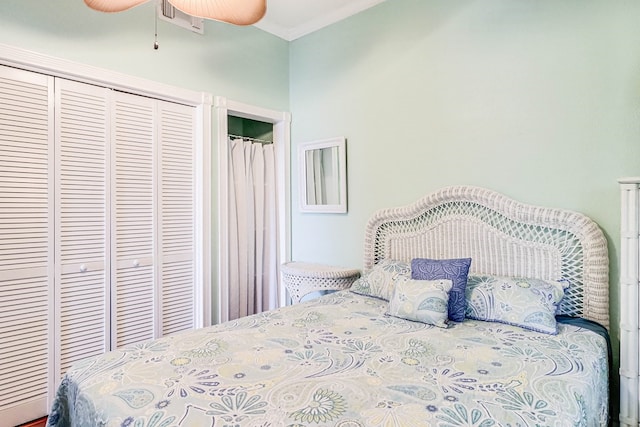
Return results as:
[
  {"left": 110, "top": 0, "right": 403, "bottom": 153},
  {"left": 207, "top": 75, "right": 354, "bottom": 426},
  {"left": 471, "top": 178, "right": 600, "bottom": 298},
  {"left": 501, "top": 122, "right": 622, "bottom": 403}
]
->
[{"left": 214, "top": 97, "right": 291, "bottom": 323}]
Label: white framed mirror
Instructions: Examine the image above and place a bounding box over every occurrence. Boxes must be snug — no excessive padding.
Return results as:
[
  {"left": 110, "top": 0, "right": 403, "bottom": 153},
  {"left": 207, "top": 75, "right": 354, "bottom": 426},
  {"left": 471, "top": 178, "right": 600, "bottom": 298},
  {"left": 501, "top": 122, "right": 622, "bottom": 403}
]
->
[{"left": 298, "top": 137, "right": 347, "bottom": 213}]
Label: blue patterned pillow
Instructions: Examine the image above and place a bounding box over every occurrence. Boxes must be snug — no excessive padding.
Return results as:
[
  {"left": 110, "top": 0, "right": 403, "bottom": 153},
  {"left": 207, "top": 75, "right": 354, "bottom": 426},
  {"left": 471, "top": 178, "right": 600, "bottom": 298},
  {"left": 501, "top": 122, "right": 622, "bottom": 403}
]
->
[
  {"left": 387, "top": 278, "right": 453, "bottom": 328},
  {"left": 349, "top": 259, "right": 410, "bottom": 301},
  {"left": 465, "top": 275, "right": 569, "bottom": 335},
  {"left": 411, "top": 258, "right": 472, "bottom": 322}
]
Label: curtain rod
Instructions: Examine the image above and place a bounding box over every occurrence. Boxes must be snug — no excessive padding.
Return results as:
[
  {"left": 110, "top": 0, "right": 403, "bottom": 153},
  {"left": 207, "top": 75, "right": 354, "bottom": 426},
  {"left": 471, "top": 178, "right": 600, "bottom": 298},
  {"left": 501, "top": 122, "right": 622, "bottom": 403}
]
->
[{"left": 228, "top": 133, "right": 273, "bottom": 144}]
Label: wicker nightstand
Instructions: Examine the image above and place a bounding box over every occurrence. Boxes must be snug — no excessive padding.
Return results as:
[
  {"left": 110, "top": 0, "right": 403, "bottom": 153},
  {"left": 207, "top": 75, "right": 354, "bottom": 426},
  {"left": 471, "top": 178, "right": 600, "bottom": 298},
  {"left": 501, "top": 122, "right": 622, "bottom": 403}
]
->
[{"left": 281, "top": 262, "right": 360, "bottom": 303}]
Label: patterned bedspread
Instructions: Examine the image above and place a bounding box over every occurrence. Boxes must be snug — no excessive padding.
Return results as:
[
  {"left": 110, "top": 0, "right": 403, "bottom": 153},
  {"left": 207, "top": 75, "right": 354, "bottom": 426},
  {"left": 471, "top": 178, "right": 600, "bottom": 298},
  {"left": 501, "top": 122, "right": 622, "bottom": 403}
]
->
[{"left": 47, "top": 291, "right": 609, "bottom": 427}]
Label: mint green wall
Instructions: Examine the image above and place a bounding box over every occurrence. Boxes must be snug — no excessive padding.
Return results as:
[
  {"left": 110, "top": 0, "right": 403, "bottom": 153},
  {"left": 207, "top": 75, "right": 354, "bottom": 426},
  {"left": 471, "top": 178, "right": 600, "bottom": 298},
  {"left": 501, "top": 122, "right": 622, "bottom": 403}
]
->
[{"left": 290, "top": 1, "right": 640, "bottom": 418}]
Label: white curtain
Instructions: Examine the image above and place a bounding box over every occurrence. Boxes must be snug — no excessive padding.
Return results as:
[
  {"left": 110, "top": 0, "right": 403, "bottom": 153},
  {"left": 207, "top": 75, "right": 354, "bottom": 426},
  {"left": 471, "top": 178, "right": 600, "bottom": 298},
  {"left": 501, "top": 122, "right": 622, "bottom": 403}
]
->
[{"left": 228, "top": 138, "right": 279, "bottom": 320}]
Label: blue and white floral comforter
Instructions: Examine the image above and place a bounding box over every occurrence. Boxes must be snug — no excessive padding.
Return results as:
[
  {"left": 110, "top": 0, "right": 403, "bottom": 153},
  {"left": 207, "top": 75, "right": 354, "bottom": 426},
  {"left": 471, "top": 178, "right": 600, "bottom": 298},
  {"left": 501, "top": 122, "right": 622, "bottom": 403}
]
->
[{"left": 47, "top": 291, "right": 609, "bottom": 427}]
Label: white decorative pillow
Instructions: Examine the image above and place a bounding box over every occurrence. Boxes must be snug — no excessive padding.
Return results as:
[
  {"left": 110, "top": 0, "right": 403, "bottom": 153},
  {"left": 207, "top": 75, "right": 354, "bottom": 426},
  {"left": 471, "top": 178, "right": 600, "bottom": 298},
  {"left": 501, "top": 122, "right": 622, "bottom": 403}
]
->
[
  {"left": 465, "top": 275, "right": 569, "bottom": 335},
  {"left": 387, "top": 278, "right": 453, "bottom": 328},
  {"left": 349, "top": 259, "right": 410, "bottom": 301}
]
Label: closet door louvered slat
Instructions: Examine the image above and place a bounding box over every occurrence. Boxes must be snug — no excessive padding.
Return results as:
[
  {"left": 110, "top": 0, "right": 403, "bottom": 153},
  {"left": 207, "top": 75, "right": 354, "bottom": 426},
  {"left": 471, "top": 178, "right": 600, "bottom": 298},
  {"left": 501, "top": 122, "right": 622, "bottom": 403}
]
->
[
  {"left": 158, "top": 101, "right": 195, "bottom": 336},
  {"left": 54, "top": 79, "right": 110, "bottom": 378},
  {"left": 111, "top": 92, "right": 156, "bottom": 349},
  {"left": 0, "top": 66, "right": 53, "bottom": 426}
]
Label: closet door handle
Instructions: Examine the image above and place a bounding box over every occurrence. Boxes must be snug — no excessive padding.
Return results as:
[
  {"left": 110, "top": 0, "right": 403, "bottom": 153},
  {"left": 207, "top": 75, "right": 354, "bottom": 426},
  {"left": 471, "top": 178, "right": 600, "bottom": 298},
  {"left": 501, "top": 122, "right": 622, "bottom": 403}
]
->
[
  {"left": 133, "top": 259, "right": 140, "bottom": 268},
  {"left": 79, "top": 264, "right": 88, "bottom": 273}
]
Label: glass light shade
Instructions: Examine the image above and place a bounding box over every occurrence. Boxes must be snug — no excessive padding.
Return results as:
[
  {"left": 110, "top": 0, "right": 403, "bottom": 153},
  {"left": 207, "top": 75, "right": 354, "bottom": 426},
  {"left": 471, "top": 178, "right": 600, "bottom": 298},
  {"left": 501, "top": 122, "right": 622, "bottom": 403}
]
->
[
  {"left": 168, "top": 0, "right": 266, "bottom": 25},
  {"left": 84, "top": 0, "right": 150, "bottom": 13}
]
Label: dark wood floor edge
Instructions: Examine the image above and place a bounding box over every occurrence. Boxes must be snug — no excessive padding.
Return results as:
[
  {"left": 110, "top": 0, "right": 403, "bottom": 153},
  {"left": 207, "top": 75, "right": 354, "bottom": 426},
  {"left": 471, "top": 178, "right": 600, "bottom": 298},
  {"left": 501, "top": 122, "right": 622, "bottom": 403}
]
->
[{"left": 16, "top": 416, "right": 47, "bottom": 427}]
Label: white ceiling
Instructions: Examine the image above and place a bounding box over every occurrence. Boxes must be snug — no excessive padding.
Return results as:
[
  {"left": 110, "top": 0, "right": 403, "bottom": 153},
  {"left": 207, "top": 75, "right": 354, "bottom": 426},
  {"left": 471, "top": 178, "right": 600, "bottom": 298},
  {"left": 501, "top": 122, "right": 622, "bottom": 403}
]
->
[{"left": 253, "top": 0, "right": 388, "bottom": 41}]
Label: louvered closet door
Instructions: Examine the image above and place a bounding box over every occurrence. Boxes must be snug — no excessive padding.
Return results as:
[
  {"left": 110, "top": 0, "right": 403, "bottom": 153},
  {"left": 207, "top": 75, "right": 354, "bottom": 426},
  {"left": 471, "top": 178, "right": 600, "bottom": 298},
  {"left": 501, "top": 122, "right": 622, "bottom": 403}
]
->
[
  {"left": 0, "top": 66, "right": 53, "bottom": 425},
  {"left": 157, "top": 101, "right": 195, "bottom": 336},
  {"left": 111, "top": 92, "right": 156, "bottom": 348},
  {"left": 54, "top": 79, "right": 110, "bottom": 378}
]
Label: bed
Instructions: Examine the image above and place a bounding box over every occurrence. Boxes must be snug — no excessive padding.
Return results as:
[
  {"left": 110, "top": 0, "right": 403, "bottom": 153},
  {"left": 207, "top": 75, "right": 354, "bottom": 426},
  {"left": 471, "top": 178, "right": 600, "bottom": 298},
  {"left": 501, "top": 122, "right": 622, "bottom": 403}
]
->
[{"left": 46, "top": 185, "right": 611, "bottom": 427}]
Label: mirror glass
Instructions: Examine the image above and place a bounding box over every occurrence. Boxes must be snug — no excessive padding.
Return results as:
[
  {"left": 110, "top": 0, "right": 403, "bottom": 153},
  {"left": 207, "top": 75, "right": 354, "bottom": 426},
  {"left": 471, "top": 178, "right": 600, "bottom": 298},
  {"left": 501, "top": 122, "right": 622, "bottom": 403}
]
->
[{"left": 298, "top": 137, "right": 347, "bottom": 213}]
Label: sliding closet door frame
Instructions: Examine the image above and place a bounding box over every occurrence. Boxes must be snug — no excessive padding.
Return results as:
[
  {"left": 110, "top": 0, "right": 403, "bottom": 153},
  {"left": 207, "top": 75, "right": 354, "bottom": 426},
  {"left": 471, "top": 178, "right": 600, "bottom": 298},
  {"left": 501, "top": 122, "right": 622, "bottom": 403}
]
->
[
  {"left": 0, "top": 44, "right": 212, "bottom": 403},
  {"left": 214, "top": 96, "right": 291, "bottom": 324}
]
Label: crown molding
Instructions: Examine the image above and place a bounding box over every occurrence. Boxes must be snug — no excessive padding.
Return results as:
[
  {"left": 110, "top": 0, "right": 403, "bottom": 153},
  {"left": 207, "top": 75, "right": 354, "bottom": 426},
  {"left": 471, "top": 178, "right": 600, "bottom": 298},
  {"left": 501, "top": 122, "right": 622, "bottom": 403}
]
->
[{"left": 254, "top": 0, "right": 387, "bottom": 41}]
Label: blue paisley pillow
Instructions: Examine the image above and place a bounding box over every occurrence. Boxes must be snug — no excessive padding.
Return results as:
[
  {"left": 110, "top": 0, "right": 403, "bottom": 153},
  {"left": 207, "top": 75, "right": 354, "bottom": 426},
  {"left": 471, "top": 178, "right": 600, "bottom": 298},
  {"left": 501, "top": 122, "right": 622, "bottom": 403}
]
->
[
  {"left": 387, "top": 279, "right": 453, "bottom": 328},
  {"left": 465, "top": 275, "right": 569, "bottom": 334},
  {"left": 350, "top": 259, "right": 410, "bottom": 301},
  {"left": 411, "top": 258, "right": 472, "bottom": 322}
]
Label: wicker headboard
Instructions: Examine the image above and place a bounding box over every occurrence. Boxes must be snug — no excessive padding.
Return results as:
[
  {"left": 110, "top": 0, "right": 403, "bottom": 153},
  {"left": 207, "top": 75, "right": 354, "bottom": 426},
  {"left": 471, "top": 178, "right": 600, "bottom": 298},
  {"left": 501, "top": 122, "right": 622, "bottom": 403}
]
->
[{"left": 363, "top": 186, "right": 609, "bottom": 328}]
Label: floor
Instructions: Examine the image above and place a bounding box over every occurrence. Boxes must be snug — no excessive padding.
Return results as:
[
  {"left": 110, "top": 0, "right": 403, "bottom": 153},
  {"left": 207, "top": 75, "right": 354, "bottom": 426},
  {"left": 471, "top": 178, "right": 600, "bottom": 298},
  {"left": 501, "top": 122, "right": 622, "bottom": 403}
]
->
[{"left": 17, "top": 417, "right": 47, "bottom": 427}]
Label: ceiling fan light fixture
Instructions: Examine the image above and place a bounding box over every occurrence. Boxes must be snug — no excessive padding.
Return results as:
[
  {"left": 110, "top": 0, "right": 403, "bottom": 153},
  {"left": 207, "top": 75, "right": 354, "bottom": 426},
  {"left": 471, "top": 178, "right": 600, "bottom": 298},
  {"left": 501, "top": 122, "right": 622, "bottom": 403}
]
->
[
  {"left": 84, "top": 0, "right": 150, "bottom": 13},
  {"left": 83, "top": 0, "right": 266, "bottom": 25},
  {"left": 167, "top": 0, "right": 266, "bottom": 25}
]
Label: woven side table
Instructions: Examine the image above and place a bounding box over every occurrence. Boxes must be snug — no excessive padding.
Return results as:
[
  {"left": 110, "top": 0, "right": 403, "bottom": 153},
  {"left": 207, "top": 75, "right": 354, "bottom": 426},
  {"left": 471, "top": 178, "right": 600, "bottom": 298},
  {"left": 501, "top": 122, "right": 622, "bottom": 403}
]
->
[{"left": 281, "top": 262, "right": 360, "bottom": 303}]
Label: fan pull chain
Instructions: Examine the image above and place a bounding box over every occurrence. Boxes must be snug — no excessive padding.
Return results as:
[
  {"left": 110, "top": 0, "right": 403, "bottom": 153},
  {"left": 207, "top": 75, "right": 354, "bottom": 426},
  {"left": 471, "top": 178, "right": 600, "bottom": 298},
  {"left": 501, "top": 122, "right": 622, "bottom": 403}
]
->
[{"left": 154, "top": 5, "right": 159, "bottom": 50}]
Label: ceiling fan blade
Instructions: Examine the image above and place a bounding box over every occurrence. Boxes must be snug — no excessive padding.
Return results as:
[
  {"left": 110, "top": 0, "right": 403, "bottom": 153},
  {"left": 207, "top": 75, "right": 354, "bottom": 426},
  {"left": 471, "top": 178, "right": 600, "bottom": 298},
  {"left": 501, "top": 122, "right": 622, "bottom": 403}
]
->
[
  {"left": 168, "top": 0, "right": 266, "bottom": 25},
  {"left": 84, "top": 0, "right": 150, "bottom": 13}
]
